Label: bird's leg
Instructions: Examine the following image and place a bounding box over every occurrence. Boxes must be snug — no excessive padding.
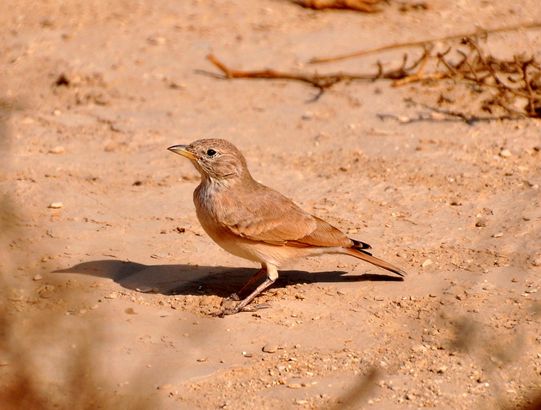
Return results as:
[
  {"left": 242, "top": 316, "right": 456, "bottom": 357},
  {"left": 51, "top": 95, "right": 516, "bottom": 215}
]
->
[
  {"left": 229, "top": 266, "right": 267, "bottom": 301},
  {"left": 220, "top": 264, "right": 278, "bottom": 316}
]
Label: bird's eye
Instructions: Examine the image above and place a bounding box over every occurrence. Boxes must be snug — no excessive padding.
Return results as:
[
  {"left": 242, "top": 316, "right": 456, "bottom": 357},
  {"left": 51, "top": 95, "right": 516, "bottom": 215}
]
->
[{"left": 206, "top": 149, "right": 217, "bottom": 157}]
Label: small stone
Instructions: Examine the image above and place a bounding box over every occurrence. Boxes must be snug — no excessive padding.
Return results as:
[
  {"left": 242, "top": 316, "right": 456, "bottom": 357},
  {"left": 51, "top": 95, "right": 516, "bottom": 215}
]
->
[
  {"left": 397, "top": 115, "right": 411, "bottom": 123},
  {"left": 104, "top": 292, "right": 118, "bottom": 299},
  {"left": 295, "top": 399, "right": 308, "bottom": 405},
  {"left": 32, "top": 274, "right": 43, "bottom": 281},
  {"left": 437, "top": 365, "right": 447, "bottom": 374},
  {"left": 242, "top": 351, "right": 252, "bottom": 358},
  {"left": 157, "top": 383, "right": 173, "bottom": 391},
  {"left": 262, "top": 344, "right": 278, "bottom": 353},
  {"left": 481, "top": 282, "right": 495, "bottom": 291},
  {"left": 475, "top": 218, "right": 487, "bottom": 227},
  {"left": 422, "top": 259, "right": 433, "bottom": 268},
  {"left": 531, "top": 256, "right": 541, "bottom": 267},
  {"left": 147, "top": 36, "right": 166, "bottom": 45},
  {"left": 287, "top": 383, "right": 302, "bottom": 389},
  {"left": 48, "top": 202, "right": 63, "bottom": 209},
  {"left": 196, "top": 357, "right": 207, "bottom": 362},
  {"left": 499, "top": 149, "right": 512, "bottom": 158},
  {"left": 48, "top": 146, "right": 65, "bottom": 154},
  {"left": 492, "top": 232, "right": 503, "bottom": 238}
]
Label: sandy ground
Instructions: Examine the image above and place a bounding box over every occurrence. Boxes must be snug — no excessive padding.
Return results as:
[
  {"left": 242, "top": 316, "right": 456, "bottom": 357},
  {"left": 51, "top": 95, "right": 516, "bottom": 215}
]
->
[{"left": 1, "top": 1, "right": 541, "bottom": 408}]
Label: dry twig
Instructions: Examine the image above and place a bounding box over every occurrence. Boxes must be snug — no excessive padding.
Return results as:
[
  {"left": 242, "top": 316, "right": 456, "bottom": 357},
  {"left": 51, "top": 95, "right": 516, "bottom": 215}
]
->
[
  {"left": 308, "top": 21, "right": 541, "bottom": 64},
  {"left": 206, "top": 35, "right": 541, "bottom": 119},
  {"left": 207, "top": 53, "right": 427, "bottom": 100}
]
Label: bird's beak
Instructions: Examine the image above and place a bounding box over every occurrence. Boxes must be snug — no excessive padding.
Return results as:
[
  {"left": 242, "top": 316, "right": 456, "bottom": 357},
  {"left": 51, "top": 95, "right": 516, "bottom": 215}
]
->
[{"left": 167, "top": 145, "right": 196, "bottom": 160}]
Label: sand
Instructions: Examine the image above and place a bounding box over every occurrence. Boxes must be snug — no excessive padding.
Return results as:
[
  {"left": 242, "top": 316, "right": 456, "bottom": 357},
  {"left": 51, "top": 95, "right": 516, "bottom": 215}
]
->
[{"left": 1, "top": 1, "right": 540, "bottom": 408}]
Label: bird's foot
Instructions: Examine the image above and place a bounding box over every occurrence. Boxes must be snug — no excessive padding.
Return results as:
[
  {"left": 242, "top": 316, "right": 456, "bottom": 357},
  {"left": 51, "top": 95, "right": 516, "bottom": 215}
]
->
[
  {"left": 213, "top": 298, "right": 271, "bottom": 317},
  {"left": 241, "top": 303, "right": 271, "bottom": 312}
]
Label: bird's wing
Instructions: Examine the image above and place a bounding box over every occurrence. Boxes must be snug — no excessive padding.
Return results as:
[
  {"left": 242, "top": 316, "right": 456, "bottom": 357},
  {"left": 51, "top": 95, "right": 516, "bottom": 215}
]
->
[{"left": 220, "top": 184, "right": 352, "bottom": 248}]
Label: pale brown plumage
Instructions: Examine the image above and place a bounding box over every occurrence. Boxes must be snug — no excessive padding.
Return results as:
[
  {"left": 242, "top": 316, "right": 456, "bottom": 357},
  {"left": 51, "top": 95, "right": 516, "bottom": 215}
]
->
[{"left": 168, "top": 138, "right": 406, "bottom": 315}]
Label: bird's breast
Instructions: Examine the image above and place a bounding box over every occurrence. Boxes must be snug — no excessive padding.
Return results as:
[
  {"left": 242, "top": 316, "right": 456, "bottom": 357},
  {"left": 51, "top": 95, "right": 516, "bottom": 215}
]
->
[{"left": 192, "top": 181, "right": 298, "bottom": 266}]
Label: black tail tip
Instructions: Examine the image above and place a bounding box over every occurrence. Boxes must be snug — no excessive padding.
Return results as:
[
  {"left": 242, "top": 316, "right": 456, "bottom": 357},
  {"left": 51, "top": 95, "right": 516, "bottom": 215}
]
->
[{"left": 352, "top": 239, "right": 372, "bottom": 250}]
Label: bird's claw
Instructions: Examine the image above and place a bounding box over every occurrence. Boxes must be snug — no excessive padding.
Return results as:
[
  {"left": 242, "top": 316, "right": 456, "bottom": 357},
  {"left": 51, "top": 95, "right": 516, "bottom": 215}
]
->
[{"left": 213, "top": 301, "right": 271, "bottom": 317}]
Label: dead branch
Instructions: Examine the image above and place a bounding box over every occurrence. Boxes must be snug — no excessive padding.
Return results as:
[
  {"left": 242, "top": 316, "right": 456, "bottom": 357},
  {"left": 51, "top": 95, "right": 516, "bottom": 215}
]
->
[
  {"left": 308, "top": 21, "right": 541, "bottom": 64},
  {"left": 206, "top": 35, "right": 541, "bottom": 118},
  {"left": 206, "top": 53, "right": 427, "bottom": 96},
  {"left": 396, "top": 98, "right": 524, "bottom": 124}
]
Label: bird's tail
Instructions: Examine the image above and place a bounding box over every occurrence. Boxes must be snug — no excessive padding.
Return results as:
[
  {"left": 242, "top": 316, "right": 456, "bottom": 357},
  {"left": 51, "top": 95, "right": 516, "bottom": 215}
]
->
[{"left": 345, "top": 247, "right": 406, "bottom": 277}]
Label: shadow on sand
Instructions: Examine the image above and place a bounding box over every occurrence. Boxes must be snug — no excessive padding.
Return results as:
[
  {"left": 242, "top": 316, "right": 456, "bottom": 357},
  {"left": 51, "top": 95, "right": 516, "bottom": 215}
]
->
[{"left": 54, "top": 260, "right": 403, "bottom": 298}]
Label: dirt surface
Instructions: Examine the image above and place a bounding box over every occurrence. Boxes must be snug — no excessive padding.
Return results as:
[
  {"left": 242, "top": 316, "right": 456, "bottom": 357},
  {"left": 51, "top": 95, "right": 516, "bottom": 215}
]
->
[{"left": 1, "top": 1, "right": 541, "bottom": 409}]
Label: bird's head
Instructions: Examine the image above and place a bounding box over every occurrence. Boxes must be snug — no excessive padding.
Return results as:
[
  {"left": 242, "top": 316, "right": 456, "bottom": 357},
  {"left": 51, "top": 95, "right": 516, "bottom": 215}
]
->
[{"left": 168, "top": 138, "right": 250, "bottom": 181}]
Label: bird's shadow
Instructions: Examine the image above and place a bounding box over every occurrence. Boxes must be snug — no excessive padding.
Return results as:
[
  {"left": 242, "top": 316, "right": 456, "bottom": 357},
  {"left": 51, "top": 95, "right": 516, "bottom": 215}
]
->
[{"left": 53, "top": 260, "right": 402, "bottom": 298}]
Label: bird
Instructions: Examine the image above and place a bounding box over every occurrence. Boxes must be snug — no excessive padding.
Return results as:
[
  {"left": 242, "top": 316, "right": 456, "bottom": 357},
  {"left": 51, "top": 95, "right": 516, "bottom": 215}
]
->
[{"left": 168, "top": 138, "right": 406, "bottom": 316}]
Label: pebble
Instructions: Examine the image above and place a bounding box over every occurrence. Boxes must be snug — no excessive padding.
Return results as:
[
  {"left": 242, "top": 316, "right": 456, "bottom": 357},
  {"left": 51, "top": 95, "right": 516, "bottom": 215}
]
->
[
  {"left": 48, "top": 202, "right": 63, "bottom": 209},
  {"left": 499, "top": 149, "right": 512, "bottom": 158},
  {"left": 492, "top": 232, "right": 503, "bottom": 238},
  {"left": 104, "top": 292, "right": 118, "bottom": 299},
  {"left": 262, "top": 344, "right": 278, "bottom": 353},
  {"left": 242, "top": 351, "right": 253, "bottom": 358},
  {"left": 48, "top": 146, "right": 65, "bottom": 154},
  {"left": 398, "top": 115, "right": 411, "bottom": 123},
  {"left": 531, "top": 256, "right": 541, "bottom": 267},
  {"left": 147, "top": 36, "right": 166, "bottom": 45},
  {"left": 196, "top": 357, "right": 207, "bottom": 362},
  {"left": 437, "top": 365, "right": 448, "bottom": 374},
  {"left": 421, "top": 259, "right": 433, "bottom": 268},
  {"left": 32, "top": 274, "right": 43, "bottom": 281},
  {"left": 475, "top": 218, "right": 487, "bottom": 227},
  {"left": 481, "top": 282, "right": 496, "bottom": 291},
  {"left": 287, "top": 383, "right": 302, "bottom": 389}
]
